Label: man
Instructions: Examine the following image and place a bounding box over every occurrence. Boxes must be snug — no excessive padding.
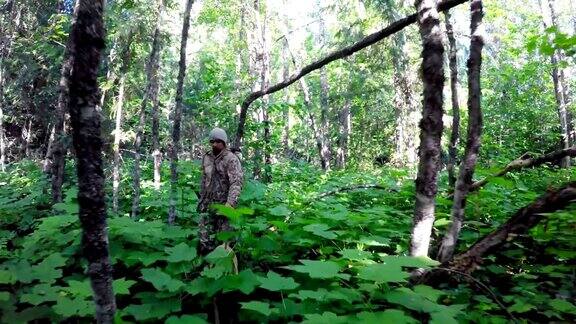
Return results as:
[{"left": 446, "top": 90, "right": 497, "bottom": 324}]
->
[{"left": 197, "top": 127, "right": 243, "bottom": 255}]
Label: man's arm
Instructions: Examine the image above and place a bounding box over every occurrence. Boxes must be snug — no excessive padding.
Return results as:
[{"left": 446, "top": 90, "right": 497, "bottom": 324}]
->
[{"left": 226, "top": 155, "right": 243, "bottom": 207}]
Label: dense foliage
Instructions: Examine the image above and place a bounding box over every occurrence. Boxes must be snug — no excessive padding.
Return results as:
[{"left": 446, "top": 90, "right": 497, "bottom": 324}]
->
[{"left": 0, "top": 161, "right": 574, "bottom": 322}]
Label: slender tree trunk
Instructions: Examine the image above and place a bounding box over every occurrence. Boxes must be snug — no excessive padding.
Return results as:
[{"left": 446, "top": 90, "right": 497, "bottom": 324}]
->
[
  {"left": 540, "top": 0, "right": 570, "bottom": 168},
  {"left": 168, "top": 0, "right": 194, "bottom": 225},
  {"left": 437, "top": 0, "right": 484, "bottom": 262},
  {"left": 67, "top": 0, "right": 115, "bottom": 321},
  {"left": 152, "top": 85, "right": 162, "bottom": 190},
  {"left": 282, "top": 40, "right": 290, "bottom": 156},
  {"left": 384, "top": 3, "right": 418, "bottom": 168},
  {"left": 132, "top": 0, "right": 164, "bottom": 218},
  {"left": 260, "top": 3, "right": 272, "bottom": 183},
  {"left": 445, "top": 10, "right": 460, "bottom": 188},
  {"left": 0, "top": 56, "right": 6, "bottom": 172},
  {"left": 336, "top": 98, "right": 351, "bottom": 168},
  {"left": 410, "top": 0, "right": 445, "bottom": 257}
]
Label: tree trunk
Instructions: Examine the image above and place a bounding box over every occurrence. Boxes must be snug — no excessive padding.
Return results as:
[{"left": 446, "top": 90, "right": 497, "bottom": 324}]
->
[
  {"left": 232, "top": 0, "right": 468, "bottom": 151},
  {"left": 384, "top": 2, "right": 419, "bottom": 168},
  {"left": 336, "top": 98, "right": 351, "bottom": 168},
  {"left": 111, "top": 54, "right": 129, "bottom": 214},
  {"left": 282, "top": 39, "right": 290, "bottom": 157},
  {"left": 445, "top": 10, "right": 460, "bottom": 188},
  {"left": 132, "top": 0, "right": 164, "bottom": 218},
  {"left": 437, "top": 0, "right": 484, "bottom": 263},
  {"left": 540, "top": 0, "right": 570, "bottom": 168},
  {"left": 0, "top": 56, "right": 6, "bottom": 172},
  {"left": 317, "top": 7, "right": 332, "bottom": 168},
  {"left": 259, "top": 2, "right": 272, "bottom": 183},
  {"left": 67, "top": 0, "right": 115, "bottom": 321},
  {"left": 168, "top": 0, "right": 194, "bottom": 225},
  {"left": 410, "top": 0, "right": 445, "bottom": 258}
]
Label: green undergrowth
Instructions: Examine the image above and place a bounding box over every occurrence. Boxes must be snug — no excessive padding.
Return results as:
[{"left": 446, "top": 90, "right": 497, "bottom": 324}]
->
[{"left": 0, "top": 160, "right": 574, "bottom": 323}]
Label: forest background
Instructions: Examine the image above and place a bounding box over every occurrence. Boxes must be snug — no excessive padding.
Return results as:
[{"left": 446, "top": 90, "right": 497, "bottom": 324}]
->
[{"left": 0, "top": 0, "right": 575, "bottom": 322}]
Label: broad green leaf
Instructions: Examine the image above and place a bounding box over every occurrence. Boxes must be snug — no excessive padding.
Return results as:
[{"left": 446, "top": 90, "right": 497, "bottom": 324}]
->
[
  {"left": 113, "top": 278, "right": 137, "bottom": 295},
  {"left": 33, "top": 253, "right": 67, "bottom": 283},
  {"left": 269, "top": 205, "right": 291, "bottom": 216},
  {"left": 166, "top": 315, "right": 209, "bottom": 324},
  {"left": 357, "top": 263, "right": 409, "bottom": 283},
  {"left": 289, "top": 289, "right": 327, "bottom": 301},
  {"left": 19, "top": 284, "right": 60, "bottom": 305},
  {"left": 0, "top": 270, "right": 15, "bottom": 284},
  {"left": 126, "top": 251, "right": 165, "bottom": 266},
  {"left": 220, "top": 269, "right": 262, "bottom": 294},
  {"left": 303, "top": 311, "right": 347, "bottom": 324},
  {"left": 240, "top": 301, "right": 273, "bottom": 316},
  {"left": 122, "top": 299, "right": 181, "bottom": 321},
  {"left": 303, "top": 223, "right": 338, "bottom": 239},
  {"left": 165, "top": 242, "right": 197, "bottom": 262},
  {"left": 53, "top": 296, "right": 93, "bottom": 317},
  {"left": 508, "top": 300, "right": 535, "bottom": 313},
  {"left": 339, "top": 249, "right": 373, "bottom": 261},
  {"left": 413, "top": 285, "right": 445, "bottom": 302},
  {"left": 65, "top": 280, "right": 92, "bottom": 298},
  {"left": 357, "top": 310, "right": 417, "bottom": 324},
  {"left": 549, "top": 299, "right": 576, "bottom": 314},
  {"left": 283, "top": 259, "right": 342, "bottom": 279},
  {"left": 141, "top": 268, "right": 184, "bottom": 292},
  {"left": 258, "top": 271, "right": 299, "bottom": 291}
]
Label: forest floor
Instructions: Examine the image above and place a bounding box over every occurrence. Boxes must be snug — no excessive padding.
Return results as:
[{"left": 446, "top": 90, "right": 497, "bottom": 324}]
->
[{"left": 0, "top": 160, "right": 575, "bottom": 323}]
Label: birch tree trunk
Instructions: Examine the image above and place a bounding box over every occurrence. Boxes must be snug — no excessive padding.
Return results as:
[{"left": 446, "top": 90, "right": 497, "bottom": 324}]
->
[
  {"left": 0, "top": 55, "right": 5, "bottom": 172},
  {"left": 336, "top": 98, "right": 351, "bottom": 169},
  {"left": 540, "top": 0, "right": 570, "bottom": 168},
  {"left": 132, "top": 0, "right": 164, "bottom": 218},
  {"left": 410, "top": 0, "right": 445, "bottom": 257},
  {"left": 67, "top": 0, "right": 115, "bottom": 321},
  {"left": 384, "top": 2, "right": 419, "bottom": 168},
  {"left": 168, "top": 0, "right": 194, "bottom": 225},
  {"left": 445, "top": 10, "right": 460, "bottom": 188},
  {"left": 437, "top": 0, "right": 484, "bottom": 262},
  {"left": 111, "top": 38, "right": 132, "bottom": 214}
]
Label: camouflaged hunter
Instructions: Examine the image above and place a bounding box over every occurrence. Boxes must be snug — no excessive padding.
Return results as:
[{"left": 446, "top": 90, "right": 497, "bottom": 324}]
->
[{"left": 197, "top": 128, "right": 243, "bottom": 255}]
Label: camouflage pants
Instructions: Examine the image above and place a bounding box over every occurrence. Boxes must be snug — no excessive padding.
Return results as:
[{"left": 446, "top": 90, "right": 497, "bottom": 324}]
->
[{"left": 198, "top": 211, "right": 233, "bottom": 256}]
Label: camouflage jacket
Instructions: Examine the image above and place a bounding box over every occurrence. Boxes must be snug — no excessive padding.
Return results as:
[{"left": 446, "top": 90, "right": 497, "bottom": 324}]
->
[{"left": 197, "top": 149, "right": 243, "bottom": 212}]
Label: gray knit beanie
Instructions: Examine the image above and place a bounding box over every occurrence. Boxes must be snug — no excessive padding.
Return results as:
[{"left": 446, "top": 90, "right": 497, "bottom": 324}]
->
[{"left": 209, "top": 127, "right": 228, "bottom": 145}]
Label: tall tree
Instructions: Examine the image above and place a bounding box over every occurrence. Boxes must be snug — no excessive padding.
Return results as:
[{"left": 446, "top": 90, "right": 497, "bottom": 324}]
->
[
  {"left": 316, "top": 1, "right": 332, "bottom": 169},
  {"left": 437, "top": 0, "right": 484, "bottom": 263},
  {"left": 383, "top": 1, "right": 419, "bottom": 168},
  {"left": 168, "top": 0, "right": 194, "bottom": 225},
  {"left": 132, "top": 0, "right": 164, "bottom": 218},
  {"left": 112, "top": 33, "right": 133, "bottom": 214},
  {"left": 540, "top": 0, "right": 571, "bottom": 167},
  {"left": 410, "top": 0, "right": 445, "bottom": 257},
  {"left": 66, "top": 0, "right": 115, "bottom": 321},
  {"left": 445, "top": 10, "right": 460, "bottom": 188}
]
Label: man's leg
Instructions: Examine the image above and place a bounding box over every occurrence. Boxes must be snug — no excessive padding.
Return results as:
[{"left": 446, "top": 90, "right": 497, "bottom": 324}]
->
[{"left": 197, "top": 212, "right": 216, "bottom": 256}]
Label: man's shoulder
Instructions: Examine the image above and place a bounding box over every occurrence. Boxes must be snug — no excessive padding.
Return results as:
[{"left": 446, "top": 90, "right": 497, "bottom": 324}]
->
[{"left": 222, "top": 149, "right": 241, "bottom": 163}]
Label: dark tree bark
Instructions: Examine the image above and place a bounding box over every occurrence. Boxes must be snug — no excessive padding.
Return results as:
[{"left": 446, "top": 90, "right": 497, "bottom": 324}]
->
[
  {"left": 468, "top": 146, "right": 576, "bottom": 193},
  {"left": 232, "top": 0, "right": 468, "bottom": 150},
  {"left": 437, "top": 0, "right": 484, "bottom": 263},
  {"left": 282, "top": 37, "right": 290, "bottom": 156},
  {"left": 168, "top": 0, "right": 194, "bottom": 225},
  {"left": 447, "top": 182, "right": 576, "bottom": 274},
  {"left": 445, "top": 10, "right": 460, "bottom": 188},
  {"left": 132, "top": 0, "right": 164, "bottom": 218},
  {"left": 410, "top": 0, "right": 445, "bottom": 257},
  {"left": 67, "top": 0, "right": 115, "bottom": 321}
]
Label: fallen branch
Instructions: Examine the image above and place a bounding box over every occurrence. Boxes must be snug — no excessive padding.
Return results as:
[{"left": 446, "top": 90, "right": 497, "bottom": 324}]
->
[
  {"left": 232, "top": 0, "right": 468, "bottom": 149},
  {"left": 447, "top": 182, "right": 576, "bottom": 274},
  {"left": 469, "top": 146, "right": 576, "bottom": 193}
]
